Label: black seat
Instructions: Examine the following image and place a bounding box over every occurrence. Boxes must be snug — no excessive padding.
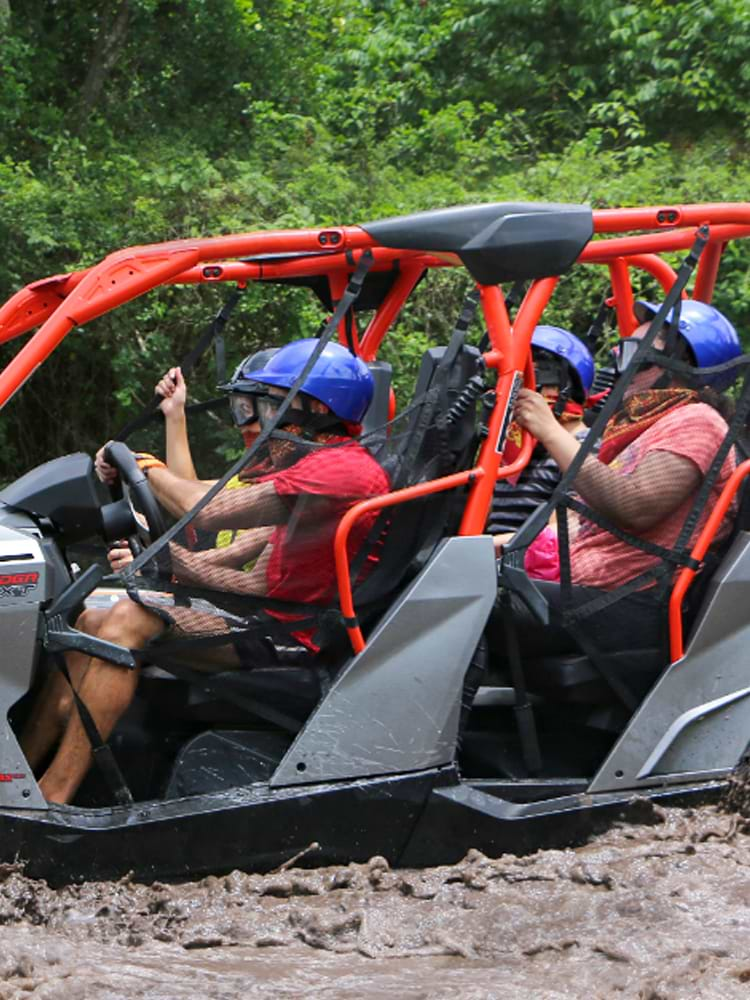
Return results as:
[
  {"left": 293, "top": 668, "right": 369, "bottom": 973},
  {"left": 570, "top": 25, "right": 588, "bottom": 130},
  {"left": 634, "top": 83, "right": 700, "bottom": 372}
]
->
[
  {"left": 353, "top": 341, "right": 483, "bottom": 607},
  {"left": 523, "top": 649, "right": 664, "bottom": 706},
  {"left": 140, "top": 662, "right": 323, "bottom": 729},
  {"left": 361, "top": 361, "right": 392, "bottom": 438}
]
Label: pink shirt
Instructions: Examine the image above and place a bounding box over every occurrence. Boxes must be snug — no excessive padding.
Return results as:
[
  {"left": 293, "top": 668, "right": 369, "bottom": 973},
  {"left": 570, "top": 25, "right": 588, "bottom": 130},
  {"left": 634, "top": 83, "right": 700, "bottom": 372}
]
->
[{"left": 570, "top": 403, "right": 736, "bottom": 591}]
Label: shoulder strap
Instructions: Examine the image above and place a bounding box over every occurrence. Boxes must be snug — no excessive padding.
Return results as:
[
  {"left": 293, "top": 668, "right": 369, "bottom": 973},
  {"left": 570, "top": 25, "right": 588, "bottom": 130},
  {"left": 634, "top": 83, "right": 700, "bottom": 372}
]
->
[
  {"left": 122, "top": 251, "right": 375, "bottom": 582},
  {"left": 52, "top": 653, "right": 134, "bottom": 806}
]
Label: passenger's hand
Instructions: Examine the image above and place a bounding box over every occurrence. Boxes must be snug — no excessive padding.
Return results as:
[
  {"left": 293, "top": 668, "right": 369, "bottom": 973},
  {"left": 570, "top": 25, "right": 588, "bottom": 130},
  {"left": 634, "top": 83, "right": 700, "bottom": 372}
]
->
[
  {"left": 107, "top": 540, "right": 133, "bottom": 573},
  {"left": 95, "top": 444, "right": 119, "bottom": 485},
  {"left": 492, "top": 532, "right": 514, "bottom": 555},
  {"left": 514, "top": 388, "right": 561, "bottom": 446},
  {"left": 156, "top": 367, "right": 187, "bottom": 419}
]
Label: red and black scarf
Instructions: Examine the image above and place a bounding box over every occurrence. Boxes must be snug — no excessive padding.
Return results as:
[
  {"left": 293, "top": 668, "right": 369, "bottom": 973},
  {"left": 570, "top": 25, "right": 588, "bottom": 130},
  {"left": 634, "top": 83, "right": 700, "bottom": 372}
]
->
[{"left": 599, "top": 388, "right": 699, "bottom": 465}]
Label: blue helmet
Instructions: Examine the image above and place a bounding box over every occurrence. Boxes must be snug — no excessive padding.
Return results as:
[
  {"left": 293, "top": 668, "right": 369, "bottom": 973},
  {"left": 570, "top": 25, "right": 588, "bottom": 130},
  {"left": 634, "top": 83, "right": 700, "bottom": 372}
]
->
[
  {"left": 248, "top": 338, "right": 374, "bottom": 423},
  {"left": 220, "top": 348, "right": 280, "bottom": 427},
  {"left": 531, "top": 325, "right": 595, "bottom": 403},
  {"left": 634, "top": 300, "right": 742, "bottom": 389},
  {"left": 224, "top": 347, "right": 279, "bottom": 390}
]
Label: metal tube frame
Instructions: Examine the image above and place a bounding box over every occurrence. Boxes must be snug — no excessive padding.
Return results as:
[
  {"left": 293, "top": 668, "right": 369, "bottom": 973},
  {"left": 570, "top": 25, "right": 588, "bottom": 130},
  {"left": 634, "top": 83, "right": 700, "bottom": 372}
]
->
[{"left": 3, "top": 203, "right": 750, "bottom": 656}]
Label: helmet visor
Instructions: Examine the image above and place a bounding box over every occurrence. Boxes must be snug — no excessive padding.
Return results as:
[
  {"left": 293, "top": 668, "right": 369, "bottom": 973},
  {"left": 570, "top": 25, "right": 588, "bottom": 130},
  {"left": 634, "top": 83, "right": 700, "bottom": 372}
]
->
[
  {"left": 229, "top": 392, "right": 261, "bottom": 427},
  {"left": 256, "top": 394, "right": 285, "bottom": 424},
  {"left": 612, "top": 337, "right": 646, "bottom": 374}
]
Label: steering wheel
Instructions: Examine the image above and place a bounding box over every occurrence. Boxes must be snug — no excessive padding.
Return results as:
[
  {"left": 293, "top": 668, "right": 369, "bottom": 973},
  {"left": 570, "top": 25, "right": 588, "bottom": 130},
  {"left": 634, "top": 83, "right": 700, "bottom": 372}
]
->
[{"left": 103, "top": 441, "right": 172, "bottom": 577}]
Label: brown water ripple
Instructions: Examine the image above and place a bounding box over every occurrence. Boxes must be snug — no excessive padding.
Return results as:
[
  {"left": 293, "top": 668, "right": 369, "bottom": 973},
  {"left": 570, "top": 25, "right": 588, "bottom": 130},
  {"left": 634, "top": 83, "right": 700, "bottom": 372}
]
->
[{"left": 2, "top": 802, "right": 750, "bottom": 998}]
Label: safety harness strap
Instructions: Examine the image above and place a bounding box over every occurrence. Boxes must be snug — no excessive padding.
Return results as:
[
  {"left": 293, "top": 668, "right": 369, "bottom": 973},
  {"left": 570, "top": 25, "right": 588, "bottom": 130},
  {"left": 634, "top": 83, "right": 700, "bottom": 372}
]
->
[
  {"left": 583, "top": 296, "right": 614, "bottom": 353},
  {"left": 122, "top": 250, "right": 375, "bottom": 582},
  {"left": 52, "top": 653, "right": 134, "bottom": 806},
  {"left": 505, "top": 225, "right": 709, "bottom": 563}
]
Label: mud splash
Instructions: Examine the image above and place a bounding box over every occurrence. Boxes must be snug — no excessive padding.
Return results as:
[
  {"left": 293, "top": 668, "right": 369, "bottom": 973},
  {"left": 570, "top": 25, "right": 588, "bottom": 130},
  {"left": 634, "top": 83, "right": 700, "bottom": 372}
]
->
[{"left": 2, "top": 802, "right": 750, "bottom": 998}]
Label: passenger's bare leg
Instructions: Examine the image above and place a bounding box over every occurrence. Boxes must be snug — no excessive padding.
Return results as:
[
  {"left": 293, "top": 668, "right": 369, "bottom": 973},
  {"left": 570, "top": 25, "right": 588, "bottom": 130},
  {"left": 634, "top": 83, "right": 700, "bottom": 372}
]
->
[
  {"left": 39, "top": 600, "right": 164, "bottom": 805},
  {"left": 20, "top": 607, "right": 109, "bottom": 772}
]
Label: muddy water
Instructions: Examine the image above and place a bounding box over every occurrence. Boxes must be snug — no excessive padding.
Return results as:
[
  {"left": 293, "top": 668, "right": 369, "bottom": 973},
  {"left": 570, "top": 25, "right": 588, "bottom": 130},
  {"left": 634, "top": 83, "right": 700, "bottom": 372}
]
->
[{"left": 3, "top": 799, "right": 750, "bottom": 998}]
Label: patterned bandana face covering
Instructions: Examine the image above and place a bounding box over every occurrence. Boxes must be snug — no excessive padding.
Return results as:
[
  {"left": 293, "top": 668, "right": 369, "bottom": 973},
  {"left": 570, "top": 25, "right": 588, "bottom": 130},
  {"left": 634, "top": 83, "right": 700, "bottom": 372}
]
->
[{"left": 598, "top": 387, "right": 699, "bottom": 465}]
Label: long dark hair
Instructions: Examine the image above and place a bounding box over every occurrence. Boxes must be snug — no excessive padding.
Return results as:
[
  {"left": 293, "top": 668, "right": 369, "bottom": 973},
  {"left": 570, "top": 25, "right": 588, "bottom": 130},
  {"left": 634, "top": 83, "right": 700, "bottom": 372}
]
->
[
  {"left": 673, "top": 338, "right": 735, "bottom": 421},
  {"left": 697, "top": 386, "right": 734, "bottom": 421}
]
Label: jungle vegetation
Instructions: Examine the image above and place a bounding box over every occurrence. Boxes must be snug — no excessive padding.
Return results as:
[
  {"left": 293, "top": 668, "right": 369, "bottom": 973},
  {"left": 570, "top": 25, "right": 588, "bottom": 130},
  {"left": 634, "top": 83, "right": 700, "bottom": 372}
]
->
[{"left": 1, "top": 0, "right": 749, "bottom": 477}]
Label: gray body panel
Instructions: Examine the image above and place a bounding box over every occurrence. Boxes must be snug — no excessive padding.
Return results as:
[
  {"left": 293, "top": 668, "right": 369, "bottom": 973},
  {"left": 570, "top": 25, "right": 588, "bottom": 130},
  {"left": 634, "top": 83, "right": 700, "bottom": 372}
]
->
[
  {"left": 272, "top": 536, "right": 496, "bottom": 787},
  {"left": 590, "top": 531, "right": 750, "bottom": 793},
  {"left": 0, "top": 523, "right": 48, "bottom": 809}
]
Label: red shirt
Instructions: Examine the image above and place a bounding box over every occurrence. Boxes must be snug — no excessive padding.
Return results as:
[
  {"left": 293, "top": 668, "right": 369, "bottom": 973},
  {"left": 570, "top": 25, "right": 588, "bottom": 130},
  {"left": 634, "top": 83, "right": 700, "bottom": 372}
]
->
[
  {"left": 571, "top": 403, "right": 736, "bottom": 590},
  {"left": 260, "top": 440, "right": 390, "bottom": 645}
]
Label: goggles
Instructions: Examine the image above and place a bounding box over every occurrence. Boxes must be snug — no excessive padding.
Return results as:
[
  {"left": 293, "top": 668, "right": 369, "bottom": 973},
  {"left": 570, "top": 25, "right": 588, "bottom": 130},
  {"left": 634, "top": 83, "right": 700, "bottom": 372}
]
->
[
  {"left": 228, "top": 392, "right": 261, "bottom": 427},
  {"left": 613, "top": 322, "right": 675, "bottom": 374},
  {"left": 229, "top": 388, "right": 289, "bottom": 428},
  {"left": 533, "top": 359, "right": 564, "bottom": 389},
  {"left": 612, "top": 338, "right": 642, "bottom": 374},
  {"left": 611, "top": 337, "right": 668, "bottom": 374}
]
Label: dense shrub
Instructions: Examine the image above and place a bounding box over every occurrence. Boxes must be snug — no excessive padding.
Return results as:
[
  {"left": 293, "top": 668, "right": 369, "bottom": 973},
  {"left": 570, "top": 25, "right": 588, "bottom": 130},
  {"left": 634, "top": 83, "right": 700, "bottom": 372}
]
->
[{"left": 1, "top": 0, "right": 749, "bottom": 478}]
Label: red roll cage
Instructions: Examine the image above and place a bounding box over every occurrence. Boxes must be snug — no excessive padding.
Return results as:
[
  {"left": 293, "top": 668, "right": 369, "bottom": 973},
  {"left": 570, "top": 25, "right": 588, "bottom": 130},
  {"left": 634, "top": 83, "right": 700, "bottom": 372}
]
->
[{"left": 2, "top": 202, "right": 750, "bottom": 664}]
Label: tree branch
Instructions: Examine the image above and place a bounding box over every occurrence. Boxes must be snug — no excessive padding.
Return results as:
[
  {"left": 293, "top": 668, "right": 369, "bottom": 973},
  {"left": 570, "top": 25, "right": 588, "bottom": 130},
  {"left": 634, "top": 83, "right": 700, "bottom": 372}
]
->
[{"left": 77, "top": 0, "right": 131, "bottom": 127}]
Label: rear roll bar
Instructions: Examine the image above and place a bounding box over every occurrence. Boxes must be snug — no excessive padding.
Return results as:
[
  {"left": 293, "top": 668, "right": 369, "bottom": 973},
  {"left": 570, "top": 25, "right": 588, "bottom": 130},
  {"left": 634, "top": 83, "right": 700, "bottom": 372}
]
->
[{"left": 669, "top": 459, "right": 750, "bottom": 662}]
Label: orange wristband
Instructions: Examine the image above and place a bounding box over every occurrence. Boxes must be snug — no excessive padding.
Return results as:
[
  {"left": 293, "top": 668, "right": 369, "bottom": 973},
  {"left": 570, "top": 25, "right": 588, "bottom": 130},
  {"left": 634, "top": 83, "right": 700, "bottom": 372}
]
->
[{"left": 134, "top": 452, "right": 167, "bottom": 474}]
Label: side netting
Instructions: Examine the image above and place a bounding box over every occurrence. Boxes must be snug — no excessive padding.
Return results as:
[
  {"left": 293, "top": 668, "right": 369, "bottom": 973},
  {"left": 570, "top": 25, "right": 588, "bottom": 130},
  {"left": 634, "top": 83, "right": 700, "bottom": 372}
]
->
[
  {"left": 500, "top": 228, "right": 750, "bottom": 710},
  {"left": 121, "top": 290, "right": 486, "bottom": 693}
]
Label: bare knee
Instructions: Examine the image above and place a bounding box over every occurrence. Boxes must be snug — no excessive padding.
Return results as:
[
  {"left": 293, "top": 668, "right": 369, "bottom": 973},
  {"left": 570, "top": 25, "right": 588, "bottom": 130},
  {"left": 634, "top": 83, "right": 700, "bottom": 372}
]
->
[
  {"left": 75, "top": 606, "right": 109, "bottom": 636},
  {"left": 98, "top": 597, "right": 164, "bottom": 647},
  {"left": 55, "top": 686, "right": 75, "bottom": 723}
]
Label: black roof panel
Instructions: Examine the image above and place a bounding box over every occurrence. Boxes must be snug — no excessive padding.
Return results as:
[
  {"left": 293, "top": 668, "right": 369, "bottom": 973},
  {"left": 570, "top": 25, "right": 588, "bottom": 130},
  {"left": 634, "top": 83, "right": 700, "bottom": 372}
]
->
[{"left": 361, "top": 202, "right": 593, "bottom": 284}]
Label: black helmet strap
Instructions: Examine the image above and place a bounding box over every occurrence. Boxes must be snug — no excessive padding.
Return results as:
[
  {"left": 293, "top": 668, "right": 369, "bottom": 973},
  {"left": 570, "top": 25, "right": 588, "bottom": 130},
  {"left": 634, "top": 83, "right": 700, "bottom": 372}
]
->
[{"left": 533, "top": 350, "right": 581, "bottom": 407}]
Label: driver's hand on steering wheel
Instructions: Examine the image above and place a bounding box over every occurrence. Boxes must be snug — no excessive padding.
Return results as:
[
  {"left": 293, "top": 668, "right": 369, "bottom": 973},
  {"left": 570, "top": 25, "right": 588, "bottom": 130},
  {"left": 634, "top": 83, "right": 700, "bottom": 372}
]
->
[
  {"left": 107, "top": 540, "right": 133, "bottom": 573},
  {"left": 95, "top": 444, "right": 118, "bottom": 485}
]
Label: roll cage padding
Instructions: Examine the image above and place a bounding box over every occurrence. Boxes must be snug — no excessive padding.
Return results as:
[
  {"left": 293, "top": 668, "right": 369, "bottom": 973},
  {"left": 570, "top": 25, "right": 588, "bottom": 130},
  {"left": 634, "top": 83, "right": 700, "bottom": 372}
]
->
[{"left": 361, "top": 202, "right": 594, "bottom": 285}]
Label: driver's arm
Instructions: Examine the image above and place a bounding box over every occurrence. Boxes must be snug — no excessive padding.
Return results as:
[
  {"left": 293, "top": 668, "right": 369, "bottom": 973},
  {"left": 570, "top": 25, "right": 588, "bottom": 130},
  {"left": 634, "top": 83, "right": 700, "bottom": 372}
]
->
[
  {"left": 147, "top": 466, "right": 291, "bottom": 528},
  {"left": 145, "top": 466, "right": 211, "bottom": 516}
]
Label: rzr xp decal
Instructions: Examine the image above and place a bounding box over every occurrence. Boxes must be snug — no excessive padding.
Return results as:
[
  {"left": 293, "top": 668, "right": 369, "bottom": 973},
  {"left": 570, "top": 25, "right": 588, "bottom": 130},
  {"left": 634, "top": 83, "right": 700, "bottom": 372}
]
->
[{"left": 0, "top": 571, "right": 39, "bottom": 597}]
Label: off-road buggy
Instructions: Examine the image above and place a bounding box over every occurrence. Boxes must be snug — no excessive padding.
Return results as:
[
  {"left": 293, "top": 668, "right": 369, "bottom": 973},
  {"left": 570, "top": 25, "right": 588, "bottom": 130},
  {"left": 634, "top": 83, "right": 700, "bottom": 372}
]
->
[{"left": 0, "top": 201, "right": 749, "bottom": 885}]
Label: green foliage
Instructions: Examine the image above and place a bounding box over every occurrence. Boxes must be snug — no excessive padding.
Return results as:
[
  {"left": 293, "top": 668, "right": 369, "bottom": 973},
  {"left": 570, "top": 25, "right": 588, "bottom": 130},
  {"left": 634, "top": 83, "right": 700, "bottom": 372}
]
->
[{"left": 2, "top": 0, "right": 750, "bottom": 480}]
